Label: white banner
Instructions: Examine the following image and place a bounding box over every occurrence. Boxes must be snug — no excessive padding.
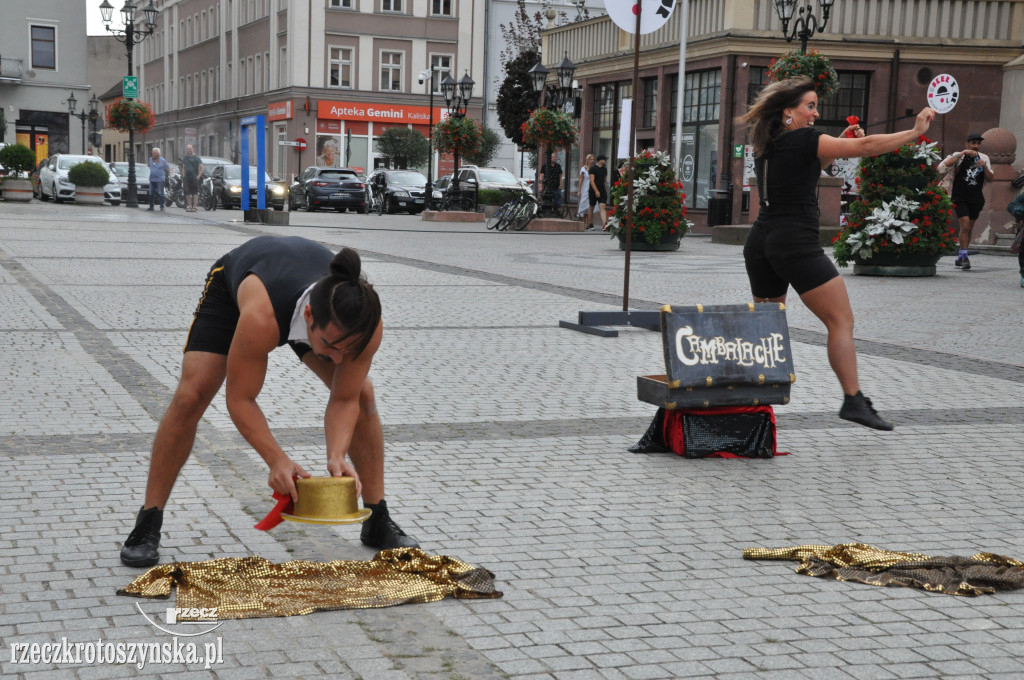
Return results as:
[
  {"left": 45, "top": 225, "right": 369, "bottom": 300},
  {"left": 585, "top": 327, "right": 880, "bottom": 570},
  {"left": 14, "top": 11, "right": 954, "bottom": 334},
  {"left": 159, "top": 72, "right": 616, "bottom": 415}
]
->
[{"left": 618, "top": 100, "right": 633, "bottom": 158}]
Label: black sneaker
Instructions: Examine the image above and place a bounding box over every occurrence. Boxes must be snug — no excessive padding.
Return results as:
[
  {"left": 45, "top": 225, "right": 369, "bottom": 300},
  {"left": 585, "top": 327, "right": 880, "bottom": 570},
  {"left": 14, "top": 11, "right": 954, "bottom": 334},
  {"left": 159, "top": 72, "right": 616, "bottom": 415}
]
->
[
  {"left": 120, "top": 506, "right": 163, "bottom": 567},
  {"left": 839, "top": 392, "right": 894, "bottom": 431},
  {"left": 961, "top": 256, "right": 971, "bottom": 271},
  {"left": 954, "top": 256, "right": 964, "bottom": 268},
  {"left": 360, "top": 500, "right": 419, "bottom": 549}
]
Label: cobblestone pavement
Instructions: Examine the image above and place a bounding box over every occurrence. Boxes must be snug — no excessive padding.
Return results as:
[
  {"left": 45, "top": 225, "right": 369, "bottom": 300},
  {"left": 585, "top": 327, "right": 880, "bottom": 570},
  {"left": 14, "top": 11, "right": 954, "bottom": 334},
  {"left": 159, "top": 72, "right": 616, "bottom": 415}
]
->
[{"left": 2, "top": 200, "right": 1023, "bottom": 680}]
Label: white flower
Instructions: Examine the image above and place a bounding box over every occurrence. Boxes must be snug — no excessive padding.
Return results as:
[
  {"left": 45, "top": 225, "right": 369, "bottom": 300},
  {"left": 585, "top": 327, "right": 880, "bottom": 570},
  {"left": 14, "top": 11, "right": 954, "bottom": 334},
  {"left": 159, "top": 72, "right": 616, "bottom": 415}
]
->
[{"left": 913, "top": 140, "right": 941, "bottom": 165}]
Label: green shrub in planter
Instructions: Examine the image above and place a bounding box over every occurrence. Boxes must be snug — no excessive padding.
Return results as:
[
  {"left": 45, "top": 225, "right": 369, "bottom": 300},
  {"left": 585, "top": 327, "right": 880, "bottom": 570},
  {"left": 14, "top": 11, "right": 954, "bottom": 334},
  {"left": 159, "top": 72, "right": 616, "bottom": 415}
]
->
[
  {"left": 67, "top": 160, "right": 111, "bottom": 187},
  {"left": 476, "top": 188, "right": 523, "bottom": 206},
  {"left": 0, "top": 143, "right": 37, "bottom": 177}
]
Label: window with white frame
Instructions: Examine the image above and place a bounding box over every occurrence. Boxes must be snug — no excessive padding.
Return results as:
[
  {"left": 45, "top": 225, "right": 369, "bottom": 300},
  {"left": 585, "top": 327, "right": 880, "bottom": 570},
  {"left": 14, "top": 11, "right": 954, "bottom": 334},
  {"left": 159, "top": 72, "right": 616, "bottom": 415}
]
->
[
  {"left": 329, "top": 0, "right": 354, "bottom": 8},
  {"left": 255, "top": 54, "right": 262, "bottom": 93},
  {"left": 329, "top": 47, "right": 353, "bottom": 88},
  {"left": 279, "top": 46, "right": 287, "bottom": 86},
  {"left": 431, "top": 0, "right": 452, "bottom": 16},
  {"left": 380, "top": 51, "right": 402, "bottom": 91},
  {"left": 429, "top": 54, "right": 452, "bottom": 94},
  {"left": 248, "top": 56, "right": 255, "bottom": 94},
  {"left": 265, "top": 51, "right": 270, "bottom": 90},
  {"left": 381, "top": 0, "right": 402, "bottom": 12}
]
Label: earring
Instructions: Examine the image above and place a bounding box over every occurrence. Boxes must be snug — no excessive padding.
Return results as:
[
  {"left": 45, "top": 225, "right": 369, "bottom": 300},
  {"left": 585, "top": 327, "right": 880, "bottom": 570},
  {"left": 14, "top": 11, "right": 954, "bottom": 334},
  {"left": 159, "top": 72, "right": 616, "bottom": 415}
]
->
[{"left": 785, "top": 116, "right": 793, "bottom": 125}]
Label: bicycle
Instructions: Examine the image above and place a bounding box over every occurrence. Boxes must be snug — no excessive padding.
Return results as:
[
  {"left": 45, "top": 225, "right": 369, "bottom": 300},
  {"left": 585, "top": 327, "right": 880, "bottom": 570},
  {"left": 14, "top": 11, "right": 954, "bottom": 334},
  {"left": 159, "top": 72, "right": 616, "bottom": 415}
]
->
[
  {"left": 507, "top": 192, "right": 540, "bottom": 231},
  {"left": 438, "top": 185, "right": 477, "bottom": 212},
  {"left": 486, "top": 198, "right": 517, "bottom": 230},
  {"left": 365, "top": 186, "right": 384, "bottom": 215},
  {"left": 199, "top": 175, "right": 216, "bottom": 211}
]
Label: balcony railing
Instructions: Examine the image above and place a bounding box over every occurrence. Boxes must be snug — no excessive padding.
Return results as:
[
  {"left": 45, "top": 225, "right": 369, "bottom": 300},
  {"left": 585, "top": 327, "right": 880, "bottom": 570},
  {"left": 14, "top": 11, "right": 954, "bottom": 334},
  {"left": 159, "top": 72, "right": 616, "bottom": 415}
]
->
[{"left": 543, "top": 0, "right": 1024, "bottom": 67}]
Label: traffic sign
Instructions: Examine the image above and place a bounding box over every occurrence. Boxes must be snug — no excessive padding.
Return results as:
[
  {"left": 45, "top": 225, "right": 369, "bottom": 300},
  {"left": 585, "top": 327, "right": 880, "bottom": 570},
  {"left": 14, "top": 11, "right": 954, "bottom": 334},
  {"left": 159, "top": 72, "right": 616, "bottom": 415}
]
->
[
  {"left": 123, "top": 76, "right": 139, "bottom": 99},
  {"left": 295, "top": 137, "right": 307, "bottom": 150},
  {"left": 279, "top": 141, "right": 302, "bottom": 147}
]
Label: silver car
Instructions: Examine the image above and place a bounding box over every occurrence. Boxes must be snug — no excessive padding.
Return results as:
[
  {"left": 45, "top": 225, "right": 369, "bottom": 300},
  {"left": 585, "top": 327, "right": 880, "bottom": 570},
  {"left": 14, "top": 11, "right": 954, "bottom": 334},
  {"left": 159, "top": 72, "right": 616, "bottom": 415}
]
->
[
  {"left": 108, "top": 162, "right": 150, "bottom": 202},
  {"left": 38, "top": 154, "right": 122, "bottom": 205}
]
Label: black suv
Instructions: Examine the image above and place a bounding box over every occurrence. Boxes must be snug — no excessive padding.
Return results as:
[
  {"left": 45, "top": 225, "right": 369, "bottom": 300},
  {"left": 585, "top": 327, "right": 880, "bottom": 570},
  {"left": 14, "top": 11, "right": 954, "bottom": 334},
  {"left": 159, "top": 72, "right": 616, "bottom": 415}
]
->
[
  {"left": 366, "top": 168, "right": 428, "bottom": 214},
  {"left": 289, "top": 166, "right": 366, "bottom": 212}
]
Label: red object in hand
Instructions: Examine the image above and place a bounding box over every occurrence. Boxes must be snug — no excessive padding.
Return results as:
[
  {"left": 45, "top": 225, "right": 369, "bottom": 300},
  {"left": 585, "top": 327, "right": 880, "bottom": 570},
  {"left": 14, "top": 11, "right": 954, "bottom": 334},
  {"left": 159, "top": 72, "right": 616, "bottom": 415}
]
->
[
  {"left": 845, "top": 115, "right": 860, "bottom": 138},
  {"left": 254, "top": 492, "right": 293, "bottom": 531}
]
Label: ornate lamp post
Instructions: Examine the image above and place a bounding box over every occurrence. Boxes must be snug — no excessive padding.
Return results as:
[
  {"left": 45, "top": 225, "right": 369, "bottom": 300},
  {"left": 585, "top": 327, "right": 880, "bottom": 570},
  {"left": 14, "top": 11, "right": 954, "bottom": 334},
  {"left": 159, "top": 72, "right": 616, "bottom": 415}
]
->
[
  {"left": 67, "top": 92, "right": 100, "bottom": 155},
  {"left": 440, "top": 71, "right": 474, "bottom": 193},
  {"left": 419, "top": 66, "right": 444, "bottom": 210},
  {"left": 774, "top": 0, "right": 835, "bottom": 55},
  {"left": 98, "top": 0, "right": 159, "bottom": 208},
  {"left": 528, "top": 53, "right": 576, "bottom": 215}
]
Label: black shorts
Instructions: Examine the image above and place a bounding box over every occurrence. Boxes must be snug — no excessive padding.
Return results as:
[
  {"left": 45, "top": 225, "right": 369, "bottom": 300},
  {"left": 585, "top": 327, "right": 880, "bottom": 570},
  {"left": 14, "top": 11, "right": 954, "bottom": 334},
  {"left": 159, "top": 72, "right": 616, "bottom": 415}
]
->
[
  {"left": 590, "top": 191, "right": 606, "bottom": 208},
  {"left": 743, "top": 220, "right": 839, "bottom": 298},
  {"left": 954, "top": 197, "right": 984, "bottom": 220},
  {"left": 183, "top": 261, "right": 310, "bottom": 359},
  {"left": 184, "top": 175, "right": 200, "bottom": 194}
]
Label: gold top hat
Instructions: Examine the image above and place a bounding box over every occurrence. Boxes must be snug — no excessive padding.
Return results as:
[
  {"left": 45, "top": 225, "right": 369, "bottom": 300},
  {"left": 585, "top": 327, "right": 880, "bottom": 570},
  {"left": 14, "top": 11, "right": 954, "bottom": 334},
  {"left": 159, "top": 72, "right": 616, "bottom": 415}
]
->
[{"left": 281, "top": 477, "right": 371, "bottom": 525}]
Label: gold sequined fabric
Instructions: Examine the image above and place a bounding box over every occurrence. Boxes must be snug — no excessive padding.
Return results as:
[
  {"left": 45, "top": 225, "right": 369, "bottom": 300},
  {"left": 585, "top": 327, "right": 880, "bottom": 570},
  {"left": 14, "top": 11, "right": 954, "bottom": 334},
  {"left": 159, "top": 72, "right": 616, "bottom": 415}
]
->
[
  {"left": 743, "top": 543, "right": 1024, "bottom": 597},
  {"left": 117, "top": 548, "right": 502, "bottom": 618}
]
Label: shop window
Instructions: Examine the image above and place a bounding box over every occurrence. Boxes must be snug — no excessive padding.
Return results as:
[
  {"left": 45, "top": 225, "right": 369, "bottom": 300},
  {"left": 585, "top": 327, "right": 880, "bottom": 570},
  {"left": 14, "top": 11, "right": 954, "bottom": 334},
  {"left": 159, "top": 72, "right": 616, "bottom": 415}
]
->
[
  {"left": 818, "top": 72, "right": 870, "bottom": 137},
  {"left": 670, "top": 69, "right": 721, "bottom": 210},
  {"left": 30, "top": 25, "right": 56, "bottom": 70}
]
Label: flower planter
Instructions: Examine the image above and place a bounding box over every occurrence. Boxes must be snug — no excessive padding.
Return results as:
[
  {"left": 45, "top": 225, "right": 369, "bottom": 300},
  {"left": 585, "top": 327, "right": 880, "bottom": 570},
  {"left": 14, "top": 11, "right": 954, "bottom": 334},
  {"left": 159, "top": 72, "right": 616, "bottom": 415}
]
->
[
  {"left": 2, "top": 178, "right": 34, "bottom": 202},
  {"left": 852, "top": 252, "right": 942, "bottom": 277},
  {"left": 617, "top": 231, "right": 683, "bottom": 252},
  {"left": 74, "top": 186, "right": 106, "bottom": 205}
]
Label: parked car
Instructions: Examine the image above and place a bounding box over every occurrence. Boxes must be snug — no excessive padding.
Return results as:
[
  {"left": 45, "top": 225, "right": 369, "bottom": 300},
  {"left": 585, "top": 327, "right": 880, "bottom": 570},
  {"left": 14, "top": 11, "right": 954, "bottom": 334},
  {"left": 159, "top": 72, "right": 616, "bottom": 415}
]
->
[
  {"left": 210, "top": 164, "right": 286, "bottom": 210},
  {"left": 456, "top": 165, "right": 526, "bottom": 196},
  {"left": 366, "top": 168, "right": 428, "bottom": 214},
  {"left": 430, "top": 173, "right": 453, "bottom": 202},
  {"left": 30, "top": 158, "right": 48, "bottom": 199},
  {"left": 108, "top": 162, "right": 151, "bottom": 202},
  {"left": 288, "top": 166, "right": 366, "bottom": 212},
  {"left": 38, "top": 154, "right": 121, "bottom": 205}
]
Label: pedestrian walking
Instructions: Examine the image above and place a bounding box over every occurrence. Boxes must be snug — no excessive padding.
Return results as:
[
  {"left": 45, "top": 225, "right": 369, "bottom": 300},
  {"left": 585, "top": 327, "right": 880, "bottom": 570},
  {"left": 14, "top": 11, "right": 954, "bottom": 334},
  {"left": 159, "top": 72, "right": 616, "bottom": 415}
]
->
[
  {"left": 181, "top": 145, "right": 205, "bottom": 213},
  {"left": 739, "top": 75, "right": 937, "bottom": 431},
  {"left": 578, "top": 154, "right": 594, "bottom": 229},
  {"left": 146, "top": 148, "right": 171, "bottom": 211},
  {"left": 588, "top": 155, "right": 609, "bottom": 229}
]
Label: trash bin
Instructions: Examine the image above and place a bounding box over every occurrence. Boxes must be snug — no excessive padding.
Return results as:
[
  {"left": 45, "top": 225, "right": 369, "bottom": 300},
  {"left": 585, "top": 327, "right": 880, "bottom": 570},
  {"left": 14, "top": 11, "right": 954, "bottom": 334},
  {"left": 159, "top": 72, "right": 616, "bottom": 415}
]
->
[{"left": 707, "top": 189, "right": 732, "bottom": 227}]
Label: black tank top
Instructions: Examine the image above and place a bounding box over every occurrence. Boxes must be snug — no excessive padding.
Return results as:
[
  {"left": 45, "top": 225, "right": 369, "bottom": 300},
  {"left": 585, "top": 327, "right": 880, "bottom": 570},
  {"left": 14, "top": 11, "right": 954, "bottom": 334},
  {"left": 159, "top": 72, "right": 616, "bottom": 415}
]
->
[
  {"left": 220, "top": 236, "right": 333, "bottom": 346},
  {"left": 755, "top": 127, "right": 823, "bottom": 225}
]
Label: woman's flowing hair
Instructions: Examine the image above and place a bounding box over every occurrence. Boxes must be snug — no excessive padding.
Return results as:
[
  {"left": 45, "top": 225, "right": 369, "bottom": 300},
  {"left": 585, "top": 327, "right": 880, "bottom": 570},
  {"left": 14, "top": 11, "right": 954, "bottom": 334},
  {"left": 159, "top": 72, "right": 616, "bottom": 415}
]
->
[{"left": 738, "top": 76, "right": 817, "bottom": 155}]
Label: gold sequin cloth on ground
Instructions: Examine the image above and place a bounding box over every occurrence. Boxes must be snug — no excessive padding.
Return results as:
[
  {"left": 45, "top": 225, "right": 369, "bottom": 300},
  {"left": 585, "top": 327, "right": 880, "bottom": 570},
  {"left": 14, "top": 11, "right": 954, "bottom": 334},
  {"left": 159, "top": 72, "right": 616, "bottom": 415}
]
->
[
  {"left": 117, "top": 548, "right": 502, "bottom": 618},
  {"left": 743, "top": 543, "right": 1024, "bottom": 597}
]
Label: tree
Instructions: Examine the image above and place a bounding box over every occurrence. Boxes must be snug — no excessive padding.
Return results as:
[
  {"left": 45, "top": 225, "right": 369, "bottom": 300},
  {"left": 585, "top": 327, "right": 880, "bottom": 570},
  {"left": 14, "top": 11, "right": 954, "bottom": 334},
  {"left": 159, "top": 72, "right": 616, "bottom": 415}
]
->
[
  {"left": 498, "top": 0, "right": 544, "bottom": 70},
  {"left": 464, "top": 125, "right": 503, "bottom": 167},
  {"left": 496, "top": 49, "right": 540, "bottom": 149},
  {"left": 376, "top": 127, "right": 430, "bottom": 169}
]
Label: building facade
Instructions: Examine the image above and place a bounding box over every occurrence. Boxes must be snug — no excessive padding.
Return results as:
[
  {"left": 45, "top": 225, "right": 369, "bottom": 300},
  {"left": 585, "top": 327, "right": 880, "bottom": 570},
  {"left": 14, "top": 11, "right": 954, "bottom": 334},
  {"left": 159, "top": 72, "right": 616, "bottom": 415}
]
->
[
  {"left": 541, "top": 0, "right": 1024, "bottom": 232},
  {"left": 134, "top": 0, "right": 485, "bottom": 180},
  {"left": 0, "top": 1, "right": 91, "bottom": 164}
]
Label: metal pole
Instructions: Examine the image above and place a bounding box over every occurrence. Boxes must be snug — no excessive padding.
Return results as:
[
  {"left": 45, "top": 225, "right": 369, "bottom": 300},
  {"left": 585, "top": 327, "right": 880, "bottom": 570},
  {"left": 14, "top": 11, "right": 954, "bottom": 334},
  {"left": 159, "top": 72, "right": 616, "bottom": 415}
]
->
[
  {"left": 672, "top": 0, "right": 689, "bottom": 180},
  {"left": 80, "top": 115, "right": 87, "bottom": 154},
  {"left": 126, "top": 25, "right": 139, "bottom": 208},
  {"left": 426, "top": 70, "right": 435, "bottom": 210},
  {"left": 622, "top": 0, "right": 642, "bottom": 311}
]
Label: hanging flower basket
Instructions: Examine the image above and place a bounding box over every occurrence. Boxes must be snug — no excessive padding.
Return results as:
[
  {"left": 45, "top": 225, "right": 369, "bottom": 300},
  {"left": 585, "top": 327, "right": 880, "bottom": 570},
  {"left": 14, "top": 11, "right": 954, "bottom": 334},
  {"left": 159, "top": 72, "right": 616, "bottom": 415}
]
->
[
  {"left": 606, "top": 150, "right": 690, "bottom": 249},
  {"left": 432, "top": 116, "right": 482, "bottom": 157},
  {"left": 832, "top": 137, "right": 957, "bottom": 272},
  {"left": 521, "top": 108, "right": 578, "bottom": 151},
  {"left": 105, "top": 98, "right": 155, "bottom": 134},
  {"left": 767, "top": 50, "right": 840, "bottom": 100}
]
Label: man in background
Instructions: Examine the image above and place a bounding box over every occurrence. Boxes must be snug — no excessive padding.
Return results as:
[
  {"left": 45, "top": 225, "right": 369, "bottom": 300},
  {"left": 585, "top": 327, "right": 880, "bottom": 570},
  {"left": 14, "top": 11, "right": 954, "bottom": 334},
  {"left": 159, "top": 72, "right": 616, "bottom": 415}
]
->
[{"left": 181, "top": 145, "right": 205, "bottom": 213}]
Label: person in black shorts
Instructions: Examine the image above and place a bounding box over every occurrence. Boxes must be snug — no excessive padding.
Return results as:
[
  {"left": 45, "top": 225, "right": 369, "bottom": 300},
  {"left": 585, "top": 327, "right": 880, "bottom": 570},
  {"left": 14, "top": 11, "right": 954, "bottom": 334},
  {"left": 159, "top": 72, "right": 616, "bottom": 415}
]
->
[
  {"left": 181, "top": 145, "right": 205, "bottom": 212},
  {"left": 588, "top": 155, "right": 609, "bottom": 229},
  {"left": 120, "top": 235, "right": 419, "bottom": 567},
  {"left": 739, "top": 76, "right": 936, "bottom": 431},
  {"left": 937, "top": 133, "right": 994, "bottom": 270}
]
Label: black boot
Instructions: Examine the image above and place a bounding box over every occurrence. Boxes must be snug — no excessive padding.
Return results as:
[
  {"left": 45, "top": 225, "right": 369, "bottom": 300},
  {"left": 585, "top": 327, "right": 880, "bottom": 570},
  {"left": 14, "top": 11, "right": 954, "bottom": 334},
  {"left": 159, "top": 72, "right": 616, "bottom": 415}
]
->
[
  {"left": 120, "top": 506, "right": 163, "bottom": 567},
  {"left": 360, "top": 500, "right": 419, "bottom": 549},
  {"left": 839, "top": 392, "right": 894, "bottom": 431}
]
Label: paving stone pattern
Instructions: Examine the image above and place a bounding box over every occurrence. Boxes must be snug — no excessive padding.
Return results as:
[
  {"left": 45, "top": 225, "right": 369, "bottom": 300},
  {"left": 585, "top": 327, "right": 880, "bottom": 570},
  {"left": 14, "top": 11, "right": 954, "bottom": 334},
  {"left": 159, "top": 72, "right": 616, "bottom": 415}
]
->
[{"left": 1, "top": 201, "right": 1023, "bottom": 679}]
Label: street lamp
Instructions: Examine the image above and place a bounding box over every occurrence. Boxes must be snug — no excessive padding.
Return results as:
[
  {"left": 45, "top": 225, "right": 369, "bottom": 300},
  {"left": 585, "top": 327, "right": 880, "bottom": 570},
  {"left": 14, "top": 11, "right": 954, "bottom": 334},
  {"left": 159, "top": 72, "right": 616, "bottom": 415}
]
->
[
  {"left": 528, "top": 53, "right": 576, "bottom": 215},
  {"left": 441, "top": 71, "right": 474, "bottom": 193},
  {"left": 774, "top": 0, "right": 835, "bottom": 55},
  {"left": 419, "top": 66, "right": 443, "bottom": 210},
  {"left": 98, "top": 0, "right": 159, "bottom": 208},
  {"left": 67, "top": 92, "right": 100, "bottom": 155}
]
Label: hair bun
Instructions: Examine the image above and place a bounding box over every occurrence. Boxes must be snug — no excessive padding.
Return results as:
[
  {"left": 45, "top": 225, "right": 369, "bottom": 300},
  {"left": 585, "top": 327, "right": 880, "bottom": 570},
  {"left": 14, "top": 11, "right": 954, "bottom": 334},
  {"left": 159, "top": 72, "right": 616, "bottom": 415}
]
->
[{"left": 329, "top": 247, "right": 362, "bottom": 281}]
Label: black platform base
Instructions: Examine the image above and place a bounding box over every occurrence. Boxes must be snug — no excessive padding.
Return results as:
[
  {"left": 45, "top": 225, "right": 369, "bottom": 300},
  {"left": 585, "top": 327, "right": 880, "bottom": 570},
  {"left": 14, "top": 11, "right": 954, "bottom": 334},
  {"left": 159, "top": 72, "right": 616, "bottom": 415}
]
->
[{"left": 558, "top": 310, "right": 661, "bottom": 337}]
